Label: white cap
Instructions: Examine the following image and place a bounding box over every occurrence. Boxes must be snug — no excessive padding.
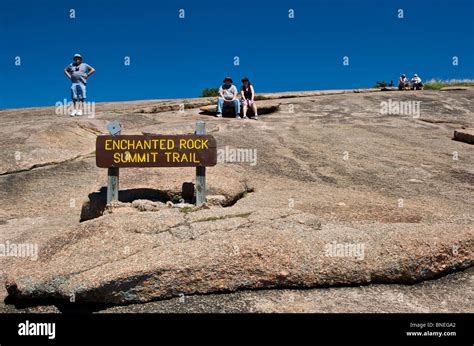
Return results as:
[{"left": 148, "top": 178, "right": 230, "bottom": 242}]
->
[{"left": 73, "top": 54, "right": 82, "bottom": 59}]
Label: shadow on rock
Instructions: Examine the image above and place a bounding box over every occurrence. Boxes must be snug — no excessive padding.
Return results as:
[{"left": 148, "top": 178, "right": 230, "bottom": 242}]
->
[
  {"left": 80, "top": 186, "right": 187, "bottom": 222},
  {"left": 4, "top": 295, "right": 114, "bottom": 314}
]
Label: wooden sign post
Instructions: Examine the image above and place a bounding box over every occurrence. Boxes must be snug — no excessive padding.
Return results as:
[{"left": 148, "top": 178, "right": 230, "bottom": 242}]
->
[
  {"left": 106, "top": 121, "right": 121, "bottom": 204},
  {"left": 97, "top": 121, "right": 217, "bottom": 205},
  {"left": 107, "top": 167, "right": 119, "bottom": 203},
  {"left": 195, "top": 121, "right": 206, "bottom": 206}
]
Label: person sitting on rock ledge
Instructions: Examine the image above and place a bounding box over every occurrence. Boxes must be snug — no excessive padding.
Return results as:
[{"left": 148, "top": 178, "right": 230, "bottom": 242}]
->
[
  {"left": 398, "top": 74, "right": 409, "bottom": 90},
  {"left": 240, "top": 77, "right": 258, "bottom": 120},
  {"left": 411, "top": 74, "right": 423, "bottom": 90},
  {"left": 217, "top": 77, "right": 241, "bottom": 119}
]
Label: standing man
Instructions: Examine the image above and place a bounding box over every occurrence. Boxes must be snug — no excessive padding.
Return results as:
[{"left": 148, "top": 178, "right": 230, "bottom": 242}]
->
[
  {"left": 64, "top": 54, "right": 96, "bottom": 116},
  {"left": 217, "top": 77, "right": 241, "bottom": 119}
]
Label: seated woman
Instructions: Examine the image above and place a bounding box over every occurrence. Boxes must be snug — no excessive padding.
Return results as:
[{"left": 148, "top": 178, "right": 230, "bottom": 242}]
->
[{"left": 240, "top": 77, "right": 258, "bottom": 120}]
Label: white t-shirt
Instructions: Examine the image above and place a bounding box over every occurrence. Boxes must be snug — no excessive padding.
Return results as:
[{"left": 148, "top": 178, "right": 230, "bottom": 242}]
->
[{"left": 219, "top": 84, "right": 237, "bottom": 100}]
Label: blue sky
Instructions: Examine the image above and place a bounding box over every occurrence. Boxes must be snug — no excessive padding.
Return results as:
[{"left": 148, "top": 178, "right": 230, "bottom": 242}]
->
[{"left": 1, "top": 0, "right": 473, "bottom": 109}]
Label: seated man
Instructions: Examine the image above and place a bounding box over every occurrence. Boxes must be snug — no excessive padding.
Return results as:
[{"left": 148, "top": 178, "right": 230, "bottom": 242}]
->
[
  {"left": 411, "top": 74, "right": 423, "bottom": 90},
  {"left": 217, "top": 77, "right": 241, "bottom": 118},
  {"left": 398, "top": 74, "right": 409, "bottom": 90}
]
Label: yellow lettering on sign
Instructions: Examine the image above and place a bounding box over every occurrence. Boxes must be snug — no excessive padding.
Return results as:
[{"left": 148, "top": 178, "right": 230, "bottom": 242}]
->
[
  {"left": 105, "top": 140, "right": 112, "bottom": 150},
  {"left": 163, "top": 152, "right": 201, "bottom": 163},
  {"left": 177, "top": 139, "right": 210, "bottom": 150},
  {"left": 112, "top": 152, "right": 161, "bottom": 163},
  {"left": 113, "top": 152, "right": 121, "bottom": 163},
  {"left": 112, "top": 140, "right": 125, "bottom": 150},
  {"left": 191, "top": 152, "right": 200, "bottom": 163},
  {"left": 104, "top": 137, "right": 210, "bottom": 166}
]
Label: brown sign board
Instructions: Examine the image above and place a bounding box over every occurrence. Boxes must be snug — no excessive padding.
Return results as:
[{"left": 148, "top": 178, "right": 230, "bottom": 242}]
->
[{"left": 96, "top": 135, "right": 217, "bottom": 168}]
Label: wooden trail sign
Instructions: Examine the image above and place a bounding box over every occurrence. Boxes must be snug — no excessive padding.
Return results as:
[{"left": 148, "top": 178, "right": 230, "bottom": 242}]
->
[
  {"left": 98, "top": 121, "right": 215, "bottom": 205},
  {"left": 96, "top": 134, "right": 217, "bottom": 168}
]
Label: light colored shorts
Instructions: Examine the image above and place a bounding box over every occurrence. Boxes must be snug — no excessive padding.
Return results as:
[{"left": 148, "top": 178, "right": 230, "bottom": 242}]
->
[
  {"left": 71, "top": 83, "right": 87, "bottom": 100},
  {"left": 241, "top": 99, "right": 254, "bottom": 107}
]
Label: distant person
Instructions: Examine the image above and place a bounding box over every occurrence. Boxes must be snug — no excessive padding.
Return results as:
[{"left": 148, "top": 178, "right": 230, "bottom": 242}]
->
[
  {"left": 64, "top": 54, "right": 96, "bottom": 116},
  {"left": 217, "top": 77, "right": 241, "bottom": 118},
  {"left": 240, "top": 77, "right": 258, "bottom": 120},
  {"left": 411, "top": 74, "right": 423, "bottom": 90},
  {"left": 398, "top": 74, "right": 409, "bottom": 90}
]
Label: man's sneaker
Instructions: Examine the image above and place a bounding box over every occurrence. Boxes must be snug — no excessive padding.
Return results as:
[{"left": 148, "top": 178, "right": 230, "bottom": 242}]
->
[
  {"left": 235, "top": 114, "right": 242, "bottom": 119},
  {"left": 76, "top": 110, "right": 83, "bottom": 116},
  {"left": 216, "top": 113, "right": 222, "bottom": 118},
  {"left": 251, "top": 115, "right": 259, "bottom": 120},
  {"left": 69, "top": 109, "right": 77, "bottom": 117},
  {"left": 242, "top": 115, "right": 249, "bottom": 120}
]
